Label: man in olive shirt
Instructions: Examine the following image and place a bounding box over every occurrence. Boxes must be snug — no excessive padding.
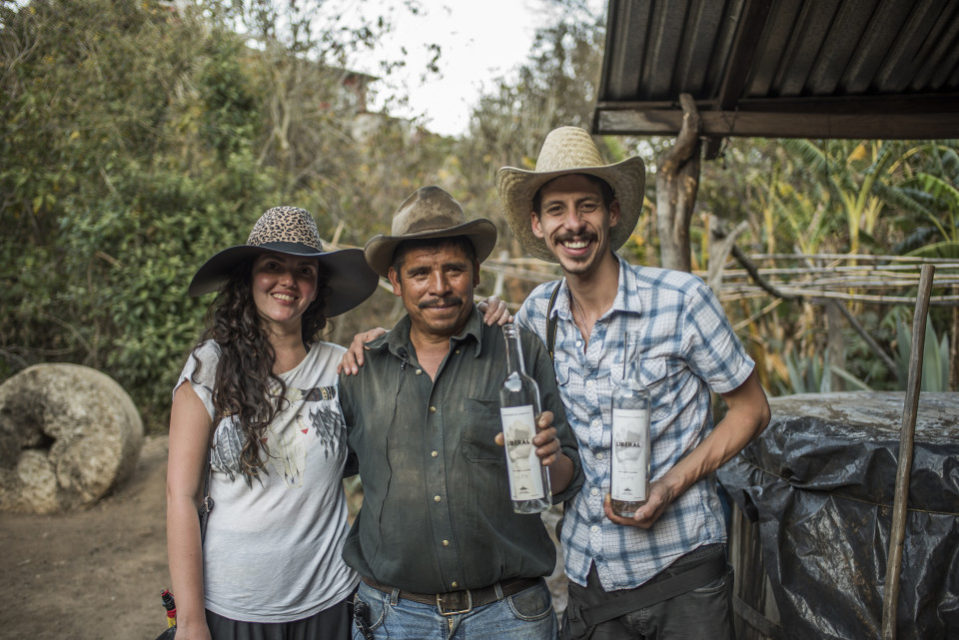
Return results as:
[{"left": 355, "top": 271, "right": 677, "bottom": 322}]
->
[{"left": 338, "top": 186, "right": 583, "bottom": 639}]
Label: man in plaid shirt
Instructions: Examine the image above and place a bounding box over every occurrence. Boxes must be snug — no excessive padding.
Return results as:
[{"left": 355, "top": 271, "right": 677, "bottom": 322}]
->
[{"left": 497, "top": 126, "right": 770, "bottom": 639}]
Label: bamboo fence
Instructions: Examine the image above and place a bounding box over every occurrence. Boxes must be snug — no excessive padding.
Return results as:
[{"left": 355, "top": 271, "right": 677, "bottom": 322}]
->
[
  {"left": 327, "top": 219, "right": 959, "bottom": 309},
  {"left": 482, "top": 253, "right": 959, "bottom": 308}
]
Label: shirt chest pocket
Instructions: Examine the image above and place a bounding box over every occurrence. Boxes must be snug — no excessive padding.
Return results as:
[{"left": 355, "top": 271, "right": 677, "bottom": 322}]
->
[
  {"left": 644, "top": 355, "right": 685, "bottom": 423},
  {"left": 463, "top": 397, "right": 506, "bottom": 463},
  {"left": 610, "top": 352, "right": 678, "bottom": 404}
]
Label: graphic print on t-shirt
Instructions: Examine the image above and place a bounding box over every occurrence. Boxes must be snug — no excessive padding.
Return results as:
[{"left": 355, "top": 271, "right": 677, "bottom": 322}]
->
[{"left": 210, "top": 385, "right": 344, "bottom": 487}]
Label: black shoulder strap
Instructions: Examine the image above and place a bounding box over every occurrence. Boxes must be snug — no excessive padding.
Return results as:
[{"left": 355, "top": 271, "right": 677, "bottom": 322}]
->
[
  {"left": 546, "top": 282, "right": 561, "bottom": 362},
  {"left": 564, "top": 552, "right": 728, "bottom": 637}
]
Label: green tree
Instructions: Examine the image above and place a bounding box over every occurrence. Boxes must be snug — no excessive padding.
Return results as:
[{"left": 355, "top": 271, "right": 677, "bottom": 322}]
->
[
  {"left": 0, "top": 0, "right": 442, "bottom": 429},
  {"left": 451, "top": 0, "right": 612, "bottom": 304}
]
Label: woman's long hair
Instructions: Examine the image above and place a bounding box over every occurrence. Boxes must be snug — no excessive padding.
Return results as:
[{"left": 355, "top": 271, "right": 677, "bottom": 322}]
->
[{"left": 194, "top": 258, "right": 330, "bottom": 479}]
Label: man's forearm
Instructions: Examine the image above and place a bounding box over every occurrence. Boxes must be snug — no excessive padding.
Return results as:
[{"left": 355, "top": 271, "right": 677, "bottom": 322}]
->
[
  {"left": 660, "top": 371, "right": 770, "bottom": 498},
  {"left": 659, "top": 413, "right": 761, "bottom": 498}
]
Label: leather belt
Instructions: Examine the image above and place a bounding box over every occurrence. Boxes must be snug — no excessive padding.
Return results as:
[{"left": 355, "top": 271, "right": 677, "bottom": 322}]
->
[{"left": 361, "top": 576, "right": 542, "bottom": 615}]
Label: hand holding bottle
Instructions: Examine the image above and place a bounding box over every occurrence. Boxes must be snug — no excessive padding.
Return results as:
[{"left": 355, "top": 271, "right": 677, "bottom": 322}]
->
[
  {"left": 603, "top": 477, "right": 677, "bottom": 529},
  {"left": 609, "top": 341, "right": 651, "bottom": 516},
  {"left": 499, "top": 323, "right": 552, "bottom": 513},
  {"left": 495, "top": 410, "right": 560, "bottom": 467}
]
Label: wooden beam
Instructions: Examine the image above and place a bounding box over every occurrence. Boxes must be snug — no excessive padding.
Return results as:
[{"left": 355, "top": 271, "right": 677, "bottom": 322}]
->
[
  {"left": 596, "top": 108, "right": 959, "bottom": 139},
  {"left": 596, "top": 93, "right": 959, "bottom": 114}
]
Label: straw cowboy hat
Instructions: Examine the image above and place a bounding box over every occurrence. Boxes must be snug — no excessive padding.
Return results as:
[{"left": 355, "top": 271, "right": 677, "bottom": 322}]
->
[
  {"left": 189, "top": 206, "right": 378, "bottom": 317},
  {"left": 364, "top": 186, "right": 497, "bottom": 277},
  {"left": 496, "top": 126, "right": 646, "bottom": 262}
]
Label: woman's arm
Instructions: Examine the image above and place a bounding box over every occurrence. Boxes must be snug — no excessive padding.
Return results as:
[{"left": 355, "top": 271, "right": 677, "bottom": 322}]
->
[{"left": 166, "top": 383, "right": 215, "bottom": 640}]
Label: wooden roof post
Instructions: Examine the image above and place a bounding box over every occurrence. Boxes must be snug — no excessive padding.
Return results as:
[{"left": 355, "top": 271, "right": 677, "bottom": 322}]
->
[{"left": 655, "top": 93, "right": 701, "bottom": 272}]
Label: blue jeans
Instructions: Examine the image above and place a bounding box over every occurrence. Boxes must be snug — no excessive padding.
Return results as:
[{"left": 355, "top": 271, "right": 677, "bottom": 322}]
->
[{"left": 352, "top": 579, "right": 557, "bottom": 640}]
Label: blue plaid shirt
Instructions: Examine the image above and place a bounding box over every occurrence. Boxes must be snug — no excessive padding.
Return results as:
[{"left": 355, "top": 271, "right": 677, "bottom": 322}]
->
[{"left": 515, "top": 256, "right": 754, "bottom": 590}]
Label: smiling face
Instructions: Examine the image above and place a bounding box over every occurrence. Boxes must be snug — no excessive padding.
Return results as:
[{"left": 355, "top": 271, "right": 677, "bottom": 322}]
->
[
  {"left": 388, "top": 240, "right": 479, "bottom": 341},
  {"left": 250, "top": 252, "right": 319, "bottom": 333},
  {"left": 531, "top": 173, "right": 620, "bottom": 279}
]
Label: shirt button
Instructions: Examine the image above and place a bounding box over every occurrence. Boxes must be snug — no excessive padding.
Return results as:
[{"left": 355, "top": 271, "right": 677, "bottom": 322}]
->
[
  {"left": 596, "top": 452, "right": 605, "bottom": 460},
  {"left": 434, "top": 495, "right": 442, "bottom": 503},
  {"left": 591, "top": 525, "right": 599, "bottom": 533},
  {"left": 592, "top": 420, "right": 601, "bottom": 428},
  {"left": 455, "top": 349, "right": 461, "bottom": 354},
  {"left": 431, "top": 450, "right": 439, "bottom": 458},
  {"left": 586, "top": 380, "right": 594, "bottom": 388},
  {"left": 590, "top": 488, "right": 599, "bottom": 496},
  {"left": 451, "top": 581, "right": 459, "bottom": 588},
  {"left": 429, "top": 406, "right": 437, "bottom": 413},
  {"left": 415, "top": 368, "right": 423, "bottom": 375},
  {"left": 442, "top": 539, "right": 450, "bottom": 547},
  {"left": 576, "top": 340, "right": 583, "bottom": 347}
]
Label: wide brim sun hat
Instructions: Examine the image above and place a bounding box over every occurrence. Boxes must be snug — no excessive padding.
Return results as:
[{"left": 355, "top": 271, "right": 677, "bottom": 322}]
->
[
  {"left": 496, "top": 126, "right": 646, "bottom": 262},
  {"left": 364, "top": 186, "right": 497, "bottom": 278},
  {"left": 189, "top": 206, "right": 378, "bottom": 317}
]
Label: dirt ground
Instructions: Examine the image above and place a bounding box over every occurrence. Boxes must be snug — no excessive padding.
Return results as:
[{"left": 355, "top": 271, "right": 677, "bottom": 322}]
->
[
  {"left": 0, "top": 435, "right": 568, "bottom": 639},
  {"left": 0, "top": 435, "right": 172, "bottom": 640}
]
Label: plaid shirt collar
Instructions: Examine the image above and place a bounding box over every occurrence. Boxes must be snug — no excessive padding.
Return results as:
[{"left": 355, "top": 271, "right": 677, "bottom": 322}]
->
[{"left": 549, "top": 255, "right": 644, "bottom": 324}]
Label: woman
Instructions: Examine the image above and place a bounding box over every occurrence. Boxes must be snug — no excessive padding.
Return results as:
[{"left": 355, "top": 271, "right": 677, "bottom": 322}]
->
[{"left": 166, "top": 206, "right": 378, "bottom": 640}]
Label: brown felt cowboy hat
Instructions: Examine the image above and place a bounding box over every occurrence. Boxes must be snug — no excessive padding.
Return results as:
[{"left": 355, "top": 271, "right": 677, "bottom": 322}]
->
[
  {"left": 364, "top": 186, "right": 497, "bottom": 277},
  {"left": 496, "top": 126, "right": 646, "bottom": 262},
  {"left": 188, "top": 206, "right": 378, "bottom": 317}
]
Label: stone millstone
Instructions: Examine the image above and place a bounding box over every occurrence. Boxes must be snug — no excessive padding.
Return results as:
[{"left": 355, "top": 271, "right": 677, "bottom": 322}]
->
[{"left": 0, "top": 363, "right": 144, "bottom": 513}]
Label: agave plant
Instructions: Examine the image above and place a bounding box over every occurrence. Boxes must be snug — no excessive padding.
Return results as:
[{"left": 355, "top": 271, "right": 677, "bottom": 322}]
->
[
  {"left": 894, "top": 316, "right": 950, "bottom": 391},
  {"left": 779, "top": 350, "right": 872, "bottom": 395}
]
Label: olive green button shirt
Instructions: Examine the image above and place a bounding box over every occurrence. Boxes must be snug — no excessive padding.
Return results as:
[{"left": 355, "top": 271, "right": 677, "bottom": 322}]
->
[{"left": 338, "top": 308, "right": 583, "bottom": 594}]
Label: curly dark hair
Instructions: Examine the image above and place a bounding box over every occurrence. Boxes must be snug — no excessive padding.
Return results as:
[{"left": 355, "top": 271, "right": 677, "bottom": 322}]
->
[{"left": 192, "top": 257, "right": 330, "bottom": 479}]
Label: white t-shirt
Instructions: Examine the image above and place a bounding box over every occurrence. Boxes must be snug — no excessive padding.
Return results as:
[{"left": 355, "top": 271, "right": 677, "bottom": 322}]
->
[{"left": 176, "top": 340, "right": 358, "bottom": 623}]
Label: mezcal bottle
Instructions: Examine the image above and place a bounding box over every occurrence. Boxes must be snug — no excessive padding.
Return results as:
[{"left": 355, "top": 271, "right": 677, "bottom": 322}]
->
[
  {"left": 499, "top": 323, "right": 551, "bottom": 514},
  {"left": 610, "top": 354, "right": 650, "bottom": 516}
]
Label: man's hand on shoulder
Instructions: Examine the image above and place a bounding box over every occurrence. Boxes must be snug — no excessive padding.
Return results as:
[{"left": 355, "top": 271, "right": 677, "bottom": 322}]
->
[
  {"left": 603, "top": 479, "right": 677, "bottom": 529},
  {"left": 337, "top": 296, "right": 510, "bottom": 376},
  {"left": 338, "top": 327, "right": 387, "bottom": 375},
  {"left": 477, "top": 296, "right": 513, "bottom": 326}
]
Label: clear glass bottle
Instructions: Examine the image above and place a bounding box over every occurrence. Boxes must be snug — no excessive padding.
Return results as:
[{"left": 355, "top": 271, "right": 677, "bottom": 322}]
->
[
  {"left": 610, "top": 354, "right": 651, "bottom": 516},
  {"left": 499, "top": 323, "right": 552, "bottom": 514}
]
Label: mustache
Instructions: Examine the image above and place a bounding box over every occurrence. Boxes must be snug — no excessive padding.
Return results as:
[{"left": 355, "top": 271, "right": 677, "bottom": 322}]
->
[
  {"left": 418, "top": 296, "right": 463, "bottom": 310},
  {"left": 557, "top": 231, "right": 597, "bottom": 243}
]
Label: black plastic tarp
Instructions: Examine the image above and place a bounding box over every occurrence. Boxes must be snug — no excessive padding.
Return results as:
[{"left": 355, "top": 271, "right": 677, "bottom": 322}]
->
[{"left": 717, "top": 392, "right": 959, "bottom": 640}]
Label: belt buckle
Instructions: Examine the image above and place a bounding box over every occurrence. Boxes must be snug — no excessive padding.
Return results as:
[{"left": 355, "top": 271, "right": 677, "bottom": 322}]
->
[{"left": 436, "top": 589, "right": 473, "bottom": 616}]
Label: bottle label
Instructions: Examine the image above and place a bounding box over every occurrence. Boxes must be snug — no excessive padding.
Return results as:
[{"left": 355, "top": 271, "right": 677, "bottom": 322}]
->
[
  {"left": 611, "top": 407, "right": 649, "bottom": 502},
  {"left": 499, "top": 404, "right": 545, "bottom": 501}
]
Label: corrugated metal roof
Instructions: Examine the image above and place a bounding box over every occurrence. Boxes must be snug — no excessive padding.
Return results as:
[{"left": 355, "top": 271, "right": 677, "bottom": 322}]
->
[{"left": 593, "top": 0, "right": 959, "bottom": 147}]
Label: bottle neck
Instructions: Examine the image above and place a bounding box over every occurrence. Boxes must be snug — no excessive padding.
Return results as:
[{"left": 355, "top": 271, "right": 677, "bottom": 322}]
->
[
  {"left": 621, "top": 339, "right": 645, "bottom": 389},
  {"left": 502, "top": 324, "right": 526, "bottom": 375}
]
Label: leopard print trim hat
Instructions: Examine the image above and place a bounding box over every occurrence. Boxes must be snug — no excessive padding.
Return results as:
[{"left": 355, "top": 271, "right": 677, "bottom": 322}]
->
[{"left": 188, "top": 206, "right": 378, "bottom": 317}]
